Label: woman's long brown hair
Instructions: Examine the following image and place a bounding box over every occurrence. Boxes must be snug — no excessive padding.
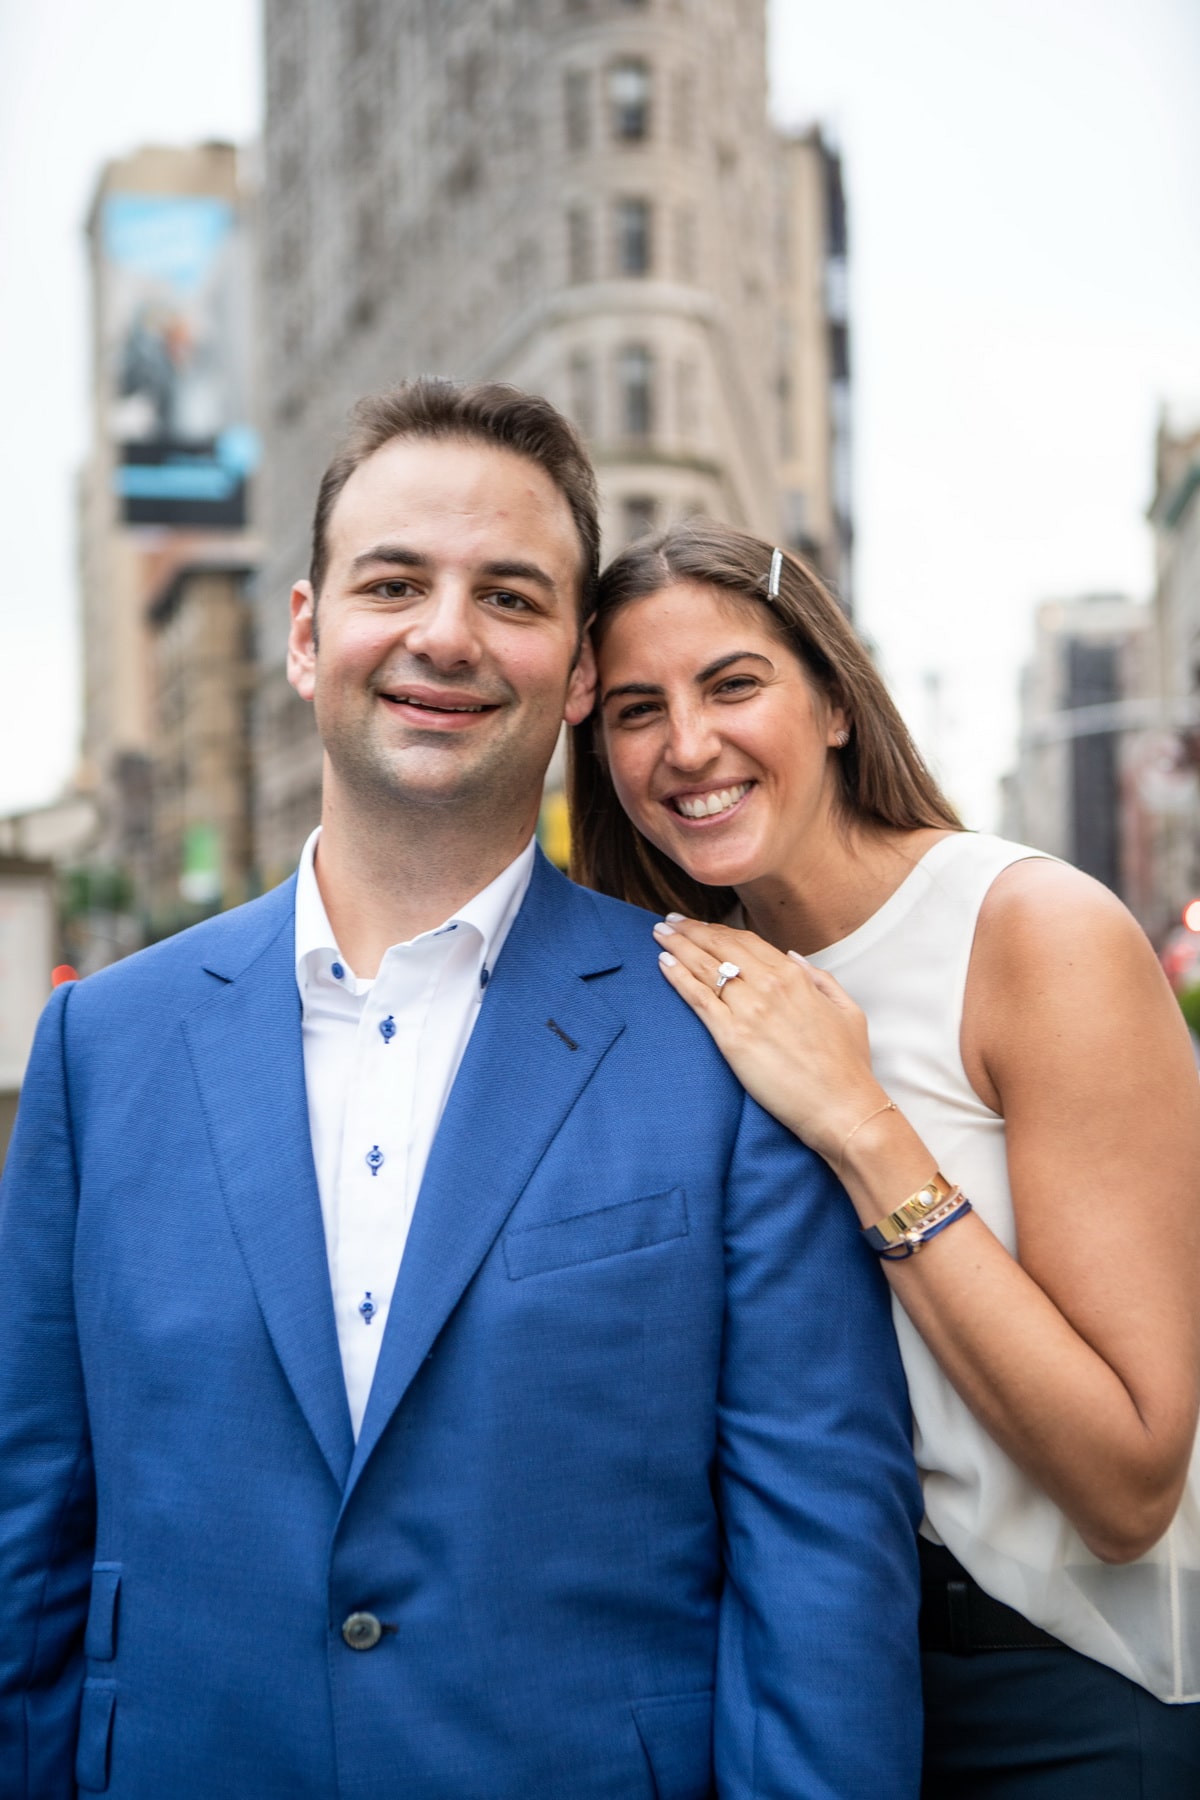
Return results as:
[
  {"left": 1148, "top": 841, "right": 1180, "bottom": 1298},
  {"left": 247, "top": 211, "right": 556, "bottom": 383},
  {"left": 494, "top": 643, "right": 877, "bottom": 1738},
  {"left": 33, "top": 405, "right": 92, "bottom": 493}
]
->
[{"left": 569, "top": 519, "right": 961, "bottom": 919}]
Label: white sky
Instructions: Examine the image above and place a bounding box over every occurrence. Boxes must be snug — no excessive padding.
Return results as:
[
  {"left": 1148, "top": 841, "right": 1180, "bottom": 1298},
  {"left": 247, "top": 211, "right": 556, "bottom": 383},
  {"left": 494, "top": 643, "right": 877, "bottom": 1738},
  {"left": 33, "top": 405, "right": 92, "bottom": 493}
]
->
[{"left": 0, "top": 0, "right": 1197, "bottom": 829}]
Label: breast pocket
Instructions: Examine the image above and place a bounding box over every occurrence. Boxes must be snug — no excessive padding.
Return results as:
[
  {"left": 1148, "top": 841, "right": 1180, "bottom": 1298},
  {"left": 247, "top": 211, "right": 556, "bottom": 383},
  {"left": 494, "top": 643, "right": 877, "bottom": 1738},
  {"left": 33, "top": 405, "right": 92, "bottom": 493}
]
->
[{"left": 503, "top": 1188, "right": 689, "bottom": 1280}]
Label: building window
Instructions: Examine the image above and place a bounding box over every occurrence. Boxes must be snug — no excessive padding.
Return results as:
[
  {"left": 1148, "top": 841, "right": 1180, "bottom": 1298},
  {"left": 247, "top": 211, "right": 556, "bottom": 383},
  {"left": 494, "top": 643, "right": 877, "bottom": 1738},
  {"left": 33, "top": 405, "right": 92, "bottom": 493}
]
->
[
  {"left": 568, "top": 351, "right": 596, "bottom": 438},
  {"left": 615, "top": 197, "right": 652, "bottom": 275},
  {"left": 564, "top": 69, "right": 591, "bottom": 151},
  {"left": 609, "top": 60, "right": 651, "bottom": 141},
  {"left": 617, "top": 345, "right": 654, "bottom": 439},
  {"left": 622, "top": 496, "right": 658, "bottom": 544},
  {"left": 567, "top": 207, "right": 593, "bottom": 283},
  {"left": 673, "top": 206, "right": 696, "bottom": 281}
]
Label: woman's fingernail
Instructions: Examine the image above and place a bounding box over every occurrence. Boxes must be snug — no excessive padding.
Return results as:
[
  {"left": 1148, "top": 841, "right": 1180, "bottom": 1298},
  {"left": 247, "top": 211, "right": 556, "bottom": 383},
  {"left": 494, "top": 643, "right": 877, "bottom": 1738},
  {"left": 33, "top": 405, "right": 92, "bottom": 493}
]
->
[
  {"left": 787, "top": 950, "right": 807, "bottom": 964},
  {"left": 653, "top": 921, "right": 675, "bottom": 937},
  {"left": 665, "top": 912, "right": 685, "bottom": 922},
  {"left": 658, "top": 950, "right": 677, "bottom": 967}
]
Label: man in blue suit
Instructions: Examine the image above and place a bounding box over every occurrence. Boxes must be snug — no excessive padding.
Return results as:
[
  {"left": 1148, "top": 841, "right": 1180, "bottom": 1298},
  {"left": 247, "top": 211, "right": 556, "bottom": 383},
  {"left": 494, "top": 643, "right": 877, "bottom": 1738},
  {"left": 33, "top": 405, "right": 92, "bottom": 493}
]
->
[{"left": 0, "top": 380, "right": 921, "bottom": 1798}]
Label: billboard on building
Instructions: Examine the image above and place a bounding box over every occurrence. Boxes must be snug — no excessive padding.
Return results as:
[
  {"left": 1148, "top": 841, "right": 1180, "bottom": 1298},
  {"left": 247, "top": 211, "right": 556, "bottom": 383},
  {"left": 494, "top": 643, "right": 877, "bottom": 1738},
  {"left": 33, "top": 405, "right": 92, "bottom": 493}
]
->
[{"left": 104, "top": 193, "right": 257, "bottom": 527}]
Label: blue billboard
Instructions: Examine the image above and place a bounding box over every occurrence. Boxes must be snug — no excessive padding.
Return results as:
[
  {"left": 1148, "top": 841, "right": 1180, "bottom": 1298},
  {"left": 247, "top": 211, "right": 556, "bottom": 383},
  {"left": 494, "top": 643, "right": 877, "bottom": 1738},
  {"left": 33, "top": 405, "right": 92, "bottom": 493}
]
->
[{"left": 104, "top": 193, "right": 258, "bottom": 528}]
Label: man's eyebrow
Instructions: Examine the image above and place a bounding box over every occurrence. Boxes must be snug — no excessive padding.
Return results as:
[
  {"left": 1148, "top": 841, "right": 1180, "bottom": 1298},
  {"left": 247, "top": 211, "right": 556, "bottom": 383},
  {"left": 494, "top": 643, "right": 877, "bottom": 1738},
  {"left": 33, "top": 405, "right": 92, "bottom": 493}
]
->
[
  {"left": 601, "top": 650, "right": 773, "bottom": 706},
  {"left": 478, "top": 559, "right": 557, "bottom": 594},
  {"left": 350, "top": 544, "right": 430, "bottom": 575}
]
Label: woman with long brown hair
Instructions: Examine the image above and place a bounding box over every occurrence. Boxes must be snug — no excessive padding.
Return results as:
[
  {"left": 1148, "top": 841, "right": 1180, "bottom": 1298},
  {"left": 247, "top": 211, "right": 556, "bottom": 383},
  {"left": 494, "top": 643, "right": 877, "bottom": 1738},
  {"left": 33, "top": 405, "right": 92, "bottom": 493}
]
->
[{"left": 570, "top": 518, "right": 1200, "bottom": 1795}]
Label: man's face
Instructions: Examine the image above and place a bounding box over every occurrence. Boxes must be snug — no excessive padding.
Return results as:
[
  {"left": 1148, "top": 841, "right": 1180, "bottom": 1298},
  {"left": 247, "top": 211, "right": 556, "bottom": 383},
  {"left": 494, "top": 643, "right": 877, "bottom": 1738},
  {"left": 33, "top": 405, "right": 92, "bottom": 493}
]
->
[{"left": 287, "top": 436, "right": 596, "bottom": 830}]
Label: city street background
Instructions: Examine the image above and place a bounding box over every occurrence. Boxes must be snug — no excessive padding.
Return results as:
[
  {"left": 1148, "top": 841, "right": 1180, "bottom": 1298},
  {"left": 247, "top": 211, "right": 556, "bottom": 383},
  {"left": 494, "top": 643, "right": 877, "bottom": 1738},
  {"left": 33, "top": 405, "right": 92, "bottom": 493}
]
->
[{"left": 0, "top": 0, "right": 1198, "bottom": 830}]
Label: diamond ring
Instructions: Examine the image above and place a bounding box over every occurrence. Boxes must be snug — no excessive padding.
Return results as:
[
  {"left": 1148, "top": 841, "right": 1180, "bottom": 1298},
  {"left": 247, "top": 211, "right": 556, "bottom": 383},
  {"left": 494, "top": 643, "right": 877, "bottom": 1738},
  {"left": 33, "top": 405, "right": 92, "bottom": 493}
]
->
[{"left": 715, "top": 961, "right": 741, "bottom": 994}]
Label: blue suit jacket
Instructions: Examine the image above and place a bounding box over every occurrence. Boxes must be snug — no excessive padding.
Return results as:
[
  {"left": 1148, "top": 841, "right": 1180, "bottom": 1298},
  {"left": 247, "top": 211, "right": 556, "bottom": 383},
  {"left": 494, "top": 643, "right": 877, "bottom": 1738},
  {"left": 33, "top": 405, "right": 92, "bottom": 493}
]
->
[{"left": 0, "top": 854, "right": 921, "bottom": 1799}]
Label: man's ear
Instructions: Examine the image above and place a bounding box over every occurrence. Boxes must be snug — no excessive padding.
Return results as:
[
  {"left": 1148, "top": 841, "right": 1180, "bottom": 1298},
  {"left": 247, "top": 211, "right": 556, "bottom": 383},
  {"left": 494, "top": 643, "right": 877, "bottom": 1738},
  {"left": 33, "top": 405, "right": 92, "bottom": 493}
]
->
[
  {"left": 287, "top": 581, "right": 317, "bottom": 702},
  {"left": 564, "top": 626, "right": 597, "bottom": 726}
]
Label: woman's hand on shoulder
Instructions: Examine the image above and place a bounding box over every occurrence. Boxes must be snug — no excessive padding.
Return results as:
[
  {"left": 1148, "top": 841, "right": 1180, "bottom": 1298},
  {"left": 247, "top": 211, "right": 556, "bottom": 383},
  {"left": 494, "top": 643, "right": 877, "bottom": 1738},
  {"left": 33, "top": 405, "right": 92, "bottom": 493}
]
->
[{"left": 651, "top": 916, "right": 885, "bottom": 1160}]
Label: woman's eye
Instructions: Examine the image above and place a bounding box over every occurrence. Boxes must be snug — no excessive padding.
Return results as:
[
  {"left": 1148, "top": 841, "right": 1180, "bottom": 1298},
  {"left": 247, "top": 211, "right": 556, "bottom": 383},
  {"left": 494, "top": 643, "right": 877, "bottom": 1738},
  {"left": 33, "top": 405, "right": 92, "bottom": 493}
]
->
[
  {"left": 714, "top": 675, "right": 757, "bottom": 697},
  {"left": 614, "top": 700, "right": 659, "bottom": 724}
]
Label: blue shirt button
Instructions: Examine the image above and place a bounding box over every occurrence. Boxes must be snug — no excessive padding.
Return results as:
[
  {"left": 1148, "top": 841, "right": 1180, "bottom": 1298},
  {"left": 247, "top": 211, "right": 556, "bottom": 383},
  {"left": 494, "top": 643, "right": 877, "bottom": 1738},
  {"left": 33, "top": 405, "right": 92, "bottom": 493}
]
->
[{"left": 331, "top": 961, "right": 345, "bottom": 980}]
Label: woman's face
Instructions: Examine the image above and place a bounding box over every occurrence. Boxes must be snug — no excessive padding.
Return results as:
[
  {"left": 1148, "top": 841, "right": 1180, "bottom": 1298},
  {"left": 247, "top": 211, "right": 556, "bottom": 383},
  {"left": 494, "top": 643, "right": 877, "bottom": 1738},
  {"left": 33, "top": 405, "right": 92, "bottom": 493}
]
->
[{"left": 595, "top": 580, "right": 847, "bottom": 893}]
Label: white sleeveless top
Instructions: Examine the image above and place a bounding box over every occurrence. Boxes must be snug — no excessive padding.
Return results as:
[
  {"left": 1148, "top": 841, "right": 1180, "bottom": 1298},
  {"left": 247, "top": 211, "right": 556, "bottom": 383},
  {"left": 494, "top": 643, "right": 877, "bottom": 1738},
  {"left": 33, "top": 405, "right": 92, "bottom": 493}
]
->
[{"left": 805, "top": 831, "right": 1200, "bottom": 1701}]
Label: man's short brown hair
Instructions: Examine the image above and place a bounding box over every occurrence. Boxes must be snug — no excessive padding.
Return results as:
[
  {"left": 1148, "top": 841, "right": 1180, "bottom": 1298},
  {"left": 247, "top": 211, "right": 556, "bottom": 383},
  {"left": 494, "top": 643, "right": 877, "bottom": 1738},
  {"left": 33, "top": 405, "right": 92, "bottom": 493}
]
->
[{"left": 309, "top": 377, "right": 601, "bottom": 618}]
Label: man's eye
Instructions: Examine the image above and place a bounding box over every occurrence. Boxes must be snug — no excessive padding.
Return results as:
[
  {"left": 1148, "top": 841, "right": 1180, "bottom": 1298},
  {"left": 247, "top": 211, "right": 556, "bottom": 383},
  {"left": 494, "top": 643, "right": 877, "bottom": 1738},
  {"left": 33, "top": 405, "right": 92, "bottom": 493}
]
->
[
  {"left": 372, "top": 579, "right": 417, "bottom": 599},
  {"left": 486, "top": 590, "right": 534, "bottom": 612}
]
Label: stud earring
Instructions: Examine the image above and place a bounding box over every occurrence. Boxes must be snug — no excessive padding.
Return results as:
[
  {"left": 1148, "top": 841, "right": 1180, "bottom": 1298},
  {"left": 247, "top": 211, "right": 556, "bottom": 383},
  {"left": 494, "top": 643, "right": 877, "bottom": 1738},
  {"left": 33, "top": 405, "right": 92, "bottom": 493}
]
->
[{"left": 834, "top": 729, "right": 850, "bottom": 747}]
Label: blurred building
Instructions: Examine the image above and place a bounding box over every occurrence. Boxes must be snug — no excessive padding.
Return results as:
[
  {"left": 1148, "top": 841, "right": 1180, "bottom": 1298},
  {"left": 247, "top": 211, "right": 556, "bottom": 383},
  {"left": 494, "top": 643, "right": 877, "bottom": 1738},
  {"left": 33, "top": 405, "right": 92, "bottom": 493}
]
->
[
  {"left": 1140, "top": 417, "right": 1200, "bottom": 940},
  {"left": 776, "top": 128, "right": 853, "bottom": 602},
  {"left": 255, "top": 0, "right": 853, "bottom": 884},
  {"left": 1002, "top": 593, "right": 1152, "bottom": 903},
  {"left": 77, "top": 142, "right": 260, "bottom": 966},
  {"left": 0, "top": 857, "right": 57, "bottom": 1171}
]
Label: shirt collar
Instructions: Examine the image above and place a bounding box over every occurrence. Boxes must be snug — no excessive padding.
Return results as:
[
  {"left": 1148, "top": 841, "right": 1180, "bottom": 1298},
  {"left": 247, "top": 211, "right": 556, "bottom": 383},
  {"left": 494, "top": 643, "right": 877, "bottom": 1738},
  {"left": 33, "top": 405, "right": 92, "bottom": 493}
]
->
[{"left": 294, "top": 825, "right": 536, "bottom": 997}]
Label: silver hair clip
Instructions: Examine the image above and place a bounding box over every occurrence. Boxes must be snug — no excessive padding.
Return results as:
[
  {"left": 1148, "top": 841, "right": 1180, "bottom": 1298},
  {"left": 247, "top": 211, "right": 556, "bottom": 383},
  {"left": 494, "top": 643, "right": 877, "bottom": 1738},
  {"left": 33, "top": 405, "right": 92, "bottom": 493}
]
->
[{"left": 767, "top": 547, "right": 783, "bottom": 601}]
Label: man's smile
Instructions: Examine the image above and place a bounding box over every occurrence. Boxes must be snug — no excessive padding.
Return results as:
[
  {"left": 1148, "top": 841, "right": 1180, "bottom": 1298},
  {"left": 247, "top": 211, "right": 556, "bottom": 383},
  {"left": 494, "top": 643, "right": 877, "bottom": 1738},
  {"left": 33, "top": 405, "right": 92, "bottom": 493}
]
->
[{"left": 377, "top": 681, "right": 503, "bottom": 726}]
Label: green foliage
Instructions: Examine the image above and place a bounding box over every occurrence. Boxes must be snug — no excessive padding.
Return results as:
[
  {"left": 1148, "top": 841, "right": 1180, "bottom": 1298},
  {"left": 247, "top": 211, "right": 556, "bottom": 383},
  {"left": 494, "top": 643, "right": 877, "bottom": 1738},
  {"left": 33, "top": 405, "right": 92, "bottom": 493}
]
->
[
  {"left": 61, "top": 864, "right": 135, "bottom": 918},
  {"left": 1178, "top": 985, "right": 1200, "bottom": 1039}
]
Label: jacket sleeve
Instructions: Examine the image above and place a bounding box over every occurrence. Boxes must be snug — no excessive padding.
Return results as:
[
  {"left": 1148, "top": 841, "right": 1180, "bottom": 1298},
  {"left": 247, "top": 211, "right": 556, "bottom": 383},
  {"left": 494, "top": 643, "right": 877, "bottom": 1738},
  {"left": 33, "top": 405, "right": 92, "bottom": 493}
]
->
[
  {"left": 713, "top": 1089, "right": 922, "bottom": 1800},
  {"left": 0, "top": 984, "right": 96, "bottom": 1800}
]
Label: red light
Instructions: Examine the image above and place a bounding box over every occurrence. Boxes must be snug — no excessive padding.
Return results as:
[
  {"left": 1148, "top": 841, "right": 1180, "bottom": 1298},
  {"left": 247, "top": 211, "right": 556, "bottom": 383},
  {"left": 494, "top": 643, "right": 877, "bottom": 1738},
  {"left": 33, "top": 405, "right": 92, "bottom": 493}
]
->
[
  {"left": 1183, "top": 902, "right": 1200, "bottom": 934},
  {"left": 51, "top": 964, "right": 79, "bottom": 987}
]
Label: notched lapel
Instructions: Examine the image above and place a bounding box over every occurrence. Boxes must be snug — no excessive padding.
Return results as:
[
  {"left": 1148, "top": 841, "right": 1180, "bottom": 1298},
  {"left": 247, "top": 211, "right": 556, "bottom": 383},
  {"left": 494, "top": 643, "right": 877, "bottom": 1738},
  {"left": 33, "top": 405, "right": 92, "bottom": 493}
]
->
[
  {"left": 348, "top": 861, "right": 626, "bottom": 1487},
  {"left": 182, "top": 914, "right": 354, "bottom": 1489}
]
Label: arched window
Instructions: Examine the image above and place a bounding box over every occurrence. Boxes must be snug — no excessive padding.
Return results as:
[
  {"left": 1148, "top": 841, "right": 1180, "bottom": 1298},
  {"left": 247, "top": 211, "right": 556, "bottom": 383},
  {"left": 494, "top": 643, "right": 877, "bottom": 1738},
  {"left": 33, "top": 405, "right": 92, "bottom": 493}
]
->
[
  {"left": 617, "top": 345, "right": 654, "bottom": 439},
  {"left": 614, "top": 198, "right": 651, "bottom": 276},
  {"left": 609, "top": 60, "right": 651, "bottom": 141}
]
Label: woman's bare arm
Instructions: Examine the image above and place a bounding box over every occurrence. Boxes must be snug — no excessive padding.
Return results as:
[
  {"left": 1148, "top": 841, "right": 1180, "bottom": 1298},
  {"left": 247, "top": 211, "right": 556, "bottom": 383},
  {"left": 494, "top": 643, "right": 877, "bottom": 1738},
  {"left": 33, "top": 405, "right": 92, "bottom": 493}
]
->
[{"left": 653, "top": 864, "right": 1200, "bottom": 1563}]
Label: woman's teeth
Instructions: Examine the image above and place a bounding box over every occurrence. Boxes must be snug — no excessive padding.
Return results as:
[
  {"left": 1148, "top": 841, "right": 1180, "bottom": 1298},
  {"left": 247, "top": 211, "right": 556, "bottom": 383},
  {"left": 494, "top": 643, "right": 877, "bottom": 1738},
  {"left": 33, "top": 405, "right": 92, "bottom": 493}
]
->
[{"left": 674, "top": 782, "right": 750, "bottom": 820}]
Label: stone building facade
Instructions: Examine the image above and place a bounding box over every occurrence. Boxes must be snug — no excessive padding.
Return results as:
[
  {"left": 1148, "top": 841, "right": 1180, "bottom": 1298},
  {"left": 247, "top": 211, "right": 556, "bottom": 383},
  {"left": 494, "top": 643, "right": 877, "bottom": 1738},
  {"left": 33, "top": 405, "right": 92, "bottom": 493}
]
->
[{"left": 256, "top": 0, "right": 852, "bottom": 885}]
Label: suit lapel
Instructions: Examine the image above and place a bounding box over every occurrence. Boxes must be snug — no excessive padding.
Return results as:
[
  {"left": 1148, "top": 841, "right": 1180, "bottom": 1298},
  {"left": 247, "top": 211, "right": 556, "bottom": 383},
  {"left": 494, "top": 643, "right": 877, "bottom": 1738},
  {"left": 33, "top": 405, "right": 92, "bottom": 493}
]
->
[
  {"left": 182, "top": 883, "right": 355, "bottom": 1489},
  {"left": 346, "top": 857, "right": 625, "bottom": 1490}
]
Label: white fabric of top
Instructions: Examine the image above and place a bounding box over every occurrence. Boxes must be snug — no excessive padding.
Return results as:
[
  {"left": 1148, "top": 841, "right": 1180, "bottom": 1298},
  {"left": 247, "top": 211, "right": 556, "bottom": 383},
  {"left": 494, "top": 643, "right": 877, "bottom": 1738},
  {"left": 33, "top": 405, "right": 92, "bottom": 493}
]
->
[
  {"left": 806, "top": 830, "right": 1200, "bottom": 1701},
  {"left": 294, "top": 826, "right": 535, "bottom": 1437}
]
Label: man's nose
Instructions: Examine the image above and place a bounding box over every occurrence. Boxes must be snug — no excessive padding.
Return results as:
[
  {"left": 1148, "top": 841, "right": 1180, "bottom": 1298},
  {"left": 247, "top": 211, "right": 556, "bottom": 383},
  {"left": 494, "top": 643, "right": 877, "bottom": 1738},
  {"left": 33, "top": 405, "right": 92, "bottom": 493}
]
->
[{"left": 403, "top": 584, "right": 483, "bottom": 667}]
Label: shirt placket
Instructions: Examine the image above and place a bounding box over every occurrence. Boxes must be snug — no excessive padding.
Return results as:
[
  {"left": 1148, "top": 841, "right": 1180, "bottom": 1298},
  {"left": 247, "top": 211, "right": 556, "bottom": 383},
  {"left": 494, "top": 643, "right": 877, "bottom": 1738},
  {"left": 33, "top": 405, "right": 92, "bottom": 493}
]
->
[{"left": 334, "top": 934, "right": 458, "bottom": 1430}]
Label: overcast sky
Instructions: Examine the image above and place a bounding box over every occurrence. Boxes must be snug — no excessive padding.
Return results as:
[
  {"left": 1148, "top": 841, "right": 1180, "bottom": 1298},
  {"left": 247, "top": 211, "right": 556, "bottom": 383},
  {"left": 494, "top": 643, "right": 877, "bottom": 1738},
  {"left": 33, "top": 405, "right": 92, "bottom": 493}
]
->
[{"left": 1, "top": 0, "right": 1197, "bottom": 829}]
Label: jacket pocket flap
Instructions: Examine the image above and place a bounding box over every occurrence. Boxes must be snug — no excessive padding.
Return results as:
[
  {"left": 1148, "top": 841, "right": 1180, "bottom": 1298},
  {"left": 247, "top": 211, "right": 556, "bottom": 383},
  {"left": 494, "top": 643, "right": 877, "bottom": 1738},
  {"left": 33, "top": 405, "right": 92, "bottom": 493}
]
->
[
  {"left": 504, "top": 1188, "right": 688, "bottom": 1280},
  {"left": 633, "top": 1691, "right": 714, "bottom": 1799},
  {"left": 84, "top": 1564, "right": 122, "bottom": 1661},
  {"left": 75, "top": 1679, "right": 116, "bottom": 1793}
]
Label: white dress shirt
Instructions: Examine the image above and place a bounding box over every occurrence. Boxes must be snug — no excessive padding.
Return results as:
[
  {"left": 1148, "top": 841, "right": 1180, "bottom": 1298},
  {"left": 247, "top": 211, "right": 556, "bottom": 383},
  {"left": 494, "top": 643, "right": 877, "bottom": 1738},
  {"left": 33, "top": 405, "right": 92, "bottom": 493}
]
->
[{"left": 294, "top": 827, "right": 535, "bottom": 1437}]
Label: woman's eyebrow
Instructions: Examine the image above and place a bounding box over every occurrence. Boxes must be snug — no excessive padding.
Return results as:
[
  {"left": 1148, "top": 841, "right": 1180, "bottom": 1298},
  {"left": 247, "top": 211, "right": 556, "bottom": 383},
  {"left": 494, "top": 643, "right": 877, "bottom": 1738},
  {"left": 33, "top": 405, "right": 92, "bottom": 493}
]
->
[
  {"left": 601, "top": 650, "right": 774, "bottom": 707},
  {"left": 696, "top": 651, "right": 774, "bottom": 680}
]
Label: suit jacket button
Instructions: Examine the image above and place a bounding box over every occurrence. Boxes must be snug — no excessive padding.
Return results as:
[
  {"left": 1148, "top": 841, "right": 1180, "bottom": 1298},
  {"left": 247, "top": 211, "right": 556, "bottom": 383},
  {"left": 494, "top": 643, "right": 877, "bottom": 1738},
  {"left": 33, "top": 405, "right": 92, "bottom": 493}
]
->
[{"left": 342, "top": 1611, "right": 383, "bottom": 1651}]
